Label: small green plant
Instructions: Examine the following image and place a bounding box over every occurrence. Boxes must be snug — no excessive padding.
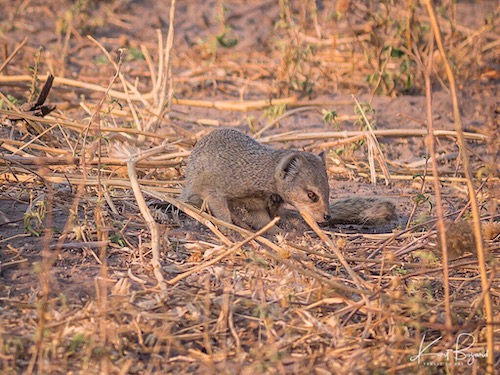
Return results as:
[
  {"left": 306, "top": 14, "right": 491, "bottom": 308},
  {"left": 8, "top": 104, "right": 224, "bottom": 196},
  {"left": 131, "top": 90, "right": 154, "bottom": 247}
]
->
[
  {"left": 263, "top": 104, "right": 286, "bottom": 121},
  {"left": 94, "top": 55, "right": 109, "bottom": 65},
  {"left": 354, "top": 102, "right": 375, "bottom": 130},
  {"left": 195, "top": 36, "right": 218, "bottom": 62},
  {"left": 413, "top": 250, "right": 439, "bottom": 265},
  {"left": 92, "top": 345, "right": 110, "bottom": 358},
  {"left": 322, "top": 109, "right": 338, "bottom": 127},
  {"left": 216, "top": 31, "right": 238, "bottom": 48},
  {"left": 6, "top": 94, "right": 19, "bottom": 105},
  {"left": 3, "top": 336, "right": 27, "bottom": 358},
  {"left": 413, "top": 191, "right": 433, "bottom": 212},
  {"left": 58, "top": 293, "right": 69, "bottom": 310},
  {"left": 273, "top": 0, "right": 320, "bottom": 95},
  {"left": 24, "top": 198, "right": 47, "bottom": 236},
  {"left": 252, "top": 304, "right": 272, "bottom": 319},
  {"left": 69, "top": 333, "right": 87, "bottom": 352},
  {"left": 125, "top": 47, "right": 145, "bottom": 61},
  {"left": 26, "top": 47, "right": 43, "bottom": 103},
  {"left": 393, "top": 266, "right": 410, "bottom": 276},
  {"left": 110, "top": 232, "right": 126, "bottom": 247},
  {"left": 245, "top": 115, "right": 258, "bottom": 133}
]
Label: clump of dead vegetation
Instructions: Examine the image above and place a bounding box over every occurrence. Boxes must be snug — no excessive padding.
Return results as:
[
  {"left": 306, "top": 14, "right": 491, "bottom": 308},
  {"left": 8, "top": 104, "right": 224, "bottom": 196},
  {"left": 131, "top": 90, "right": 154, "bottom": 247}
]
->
[{"left": 0, "top": 0, "right": 498, "bottom": 374}]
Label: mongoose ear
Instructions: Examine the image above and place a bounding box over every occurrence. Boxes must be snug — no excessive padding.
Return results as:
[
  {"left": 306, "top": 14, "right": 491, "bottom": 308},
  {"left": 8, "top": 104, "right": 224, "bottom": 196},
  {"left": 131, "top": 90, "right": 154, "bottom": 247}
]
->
[
  {"left": 318, "top": 151, "right": 327, "bottom": 166},
  {"left": 276, "top": 153, "right": 303, "bottom": 180}
]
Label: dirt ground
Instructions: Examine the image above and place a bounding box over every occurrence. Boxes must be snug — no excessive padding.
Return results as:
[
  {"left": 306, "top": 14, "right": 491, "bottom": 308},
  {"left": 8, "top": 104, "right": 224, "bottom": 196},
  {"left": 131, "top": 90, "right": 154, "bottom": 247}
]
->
[{"left": 0, "top": 1, "right": 499, "bottom": 374}]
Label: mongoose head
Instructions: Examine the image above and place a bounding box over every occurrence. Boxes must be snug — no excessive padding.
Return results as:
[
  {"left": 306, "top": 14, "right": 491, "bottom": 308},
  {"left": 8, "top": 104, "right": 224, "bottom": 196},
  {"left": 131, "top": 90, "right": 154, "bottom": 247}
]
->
[{"left": 275, "top": 152, "right": 331, "bottom": 223}]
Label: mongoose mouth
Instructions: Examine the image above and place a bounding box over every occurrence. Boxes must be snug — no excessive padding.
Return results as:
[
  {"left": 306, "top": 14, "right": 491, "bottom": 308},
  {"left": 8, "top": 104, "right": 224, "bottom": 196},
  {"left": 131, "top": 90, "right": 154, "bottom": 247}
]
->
[
  {"left": 299, "top": 210, "right": 330, "bottom": 231},
  {"left": 296, "top": 207, "right": 331, "bottom": 224}
]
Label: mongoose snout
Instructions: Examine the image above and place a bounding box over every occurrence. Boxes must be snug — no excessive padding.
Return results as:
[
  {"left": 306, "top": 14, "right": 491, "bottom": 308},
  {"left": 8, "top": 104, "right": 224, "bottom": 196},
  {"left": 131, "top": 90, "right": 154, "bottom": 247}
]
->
[{"left": 180, "top": 128, "right": 330, "bottom": 231}]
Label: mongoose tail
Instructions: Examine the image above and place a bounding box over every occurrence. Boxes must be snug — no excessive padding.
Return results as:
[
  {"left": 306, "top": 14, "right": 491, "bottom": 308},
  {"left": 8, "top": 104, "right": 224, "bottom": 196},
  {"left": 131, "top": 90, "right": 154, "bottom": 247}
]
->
[{"left": 327, "top": 197, "right": 397, "bottom": 225}]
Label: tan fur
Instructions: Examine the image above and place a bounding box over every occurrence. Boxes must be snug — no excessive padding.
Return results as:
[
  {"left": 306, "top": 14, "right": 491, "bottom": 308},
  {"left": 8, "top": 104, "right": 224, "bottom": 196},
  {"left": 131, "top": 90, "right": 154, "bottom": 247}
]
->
[
  {"left": 438, "top": 220, "right": 476, "bottom": 260},
  {"left": 431, "top": 220, "right": 500, "bottom": 260},
  {"left": 327, "top": 197, "right": 397, "bottom": 225},
  {"left": 180, "top": 128, "right": 330, "bottom": 230}
]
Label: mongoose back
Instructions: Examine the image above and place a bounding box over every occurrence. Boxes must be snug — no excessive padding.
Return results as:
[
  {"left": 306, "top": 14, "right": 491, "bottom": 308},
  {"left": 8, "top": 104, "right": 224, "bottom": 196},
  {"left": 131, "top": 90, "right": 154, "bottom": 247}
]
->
[{"left": 180, "top": 128, "right": 330, "bottom": 230}]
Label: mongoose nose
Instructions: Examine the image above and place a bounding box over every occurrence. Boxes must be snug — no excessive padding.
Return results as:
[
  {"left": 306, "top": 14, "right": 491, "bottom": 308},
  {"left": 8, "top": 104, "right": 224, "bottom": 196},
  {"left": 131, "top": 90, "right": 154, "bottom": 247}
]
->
[{"left": 324, "top": 214, "right": 331, "bottom": 221}]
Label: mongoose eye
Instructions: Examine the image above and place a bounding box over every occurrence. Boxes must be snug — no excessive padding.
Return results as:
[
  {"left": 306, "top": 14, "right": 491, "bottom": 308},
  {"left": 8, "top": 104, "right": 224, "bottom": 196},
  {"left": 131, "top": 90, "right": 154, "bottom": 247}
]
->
[{"left": 307, "top": 191, "right": 318, "bottom": 202}]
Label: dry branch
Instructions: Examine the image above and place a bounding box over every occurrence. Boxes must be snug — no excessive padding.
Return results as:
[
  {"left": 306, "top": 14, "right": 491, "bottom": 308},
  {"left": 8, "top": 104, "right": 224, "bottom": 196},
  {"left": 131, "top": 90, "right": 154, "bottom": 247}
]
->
[
  {"left": 0, "top": 75, "right": 298, "bottom": 111},
  {"left": 0, "top": 155, "right": 186, "bottom": 168},
  {"left": 0, "top": 37, "right": 28, "bottom": 74},
  {"left": 127, "top": 155, "right": 166, "bottom": 290},
  {"left": 352, "top": 95, "right": 391, "bottom": 185},
  {"left": 259, "top": 129, "right": 489, "bottom": 143},
  {"left": 421, "top": 34, "right": 453, "bottom": 331},
  {"left": 0, "top": 109, "right": 164, "bottom": 139}
]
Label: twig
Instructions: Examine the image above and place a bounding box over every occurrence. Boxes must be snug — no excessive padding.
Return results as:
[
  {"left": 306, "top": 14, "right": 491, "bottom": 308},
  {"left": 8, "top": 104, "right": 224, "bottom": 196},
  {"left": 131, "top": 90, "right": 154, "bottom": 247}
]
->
[
  {"left": 127, "top": 155, "right": 166, "bottom": 290},
  {"left": 11, "top": 123, "right": 59, "bottom": 155},
  {"left": 420, "top": 33, "right": 453, "bottom": 330},
  {"left": 254, "top": 106, "right": 317, "bottom": 138},
  {"left": 0, "top": 37, "right": 28, "bottom": 74},
  {"left": 120, "top": 143, "right": 176, "bottom": 290},
  {"left": 348, "top": 95, "right": 391, "bottom": 185},
  {"left": 0, "top": 154, "right": 187, "bottom": 168},
  {"left": 49, "top": 241, "right": 109, "bottom": 250},
  {"left": 316, "top": 134, "right": 366, "bottom": 149},
  {"left": 141, "top": 45, "right": 157, "bottom": 96},
  {"left": 171, "top": 96, "right": 298, "bottom": 111},
  {"left": 1, "top": 75, "right": 300, "bottom": 110},
  {"left": 0, "top": 137, "right": 68, "bottom": 155},
  {"left": 258, "top": 129, "right": 489, "bottom": 143},
  {"left": 87, "top": 36, "right": 143, "bottom": 133},
  {"left": 0, "top": 109, "right": 164, "bottom": 139},
  {"left": 406, "top": 152, "right": 458, "bottom": 168},
  {"left": 0, "top": 258, "right": 28, "bottom": 270},
  {"left": 154, "top": 0, "right": 176, "bottom": 128},
  {"left": 364, "top": 174, "right": 498, "bottom": 183},
  {"left": 369, "top": 45, "right": 393, "bottom": 104},
  {"left": 26, "top": 167, "right": 54, "bottom": 375}
]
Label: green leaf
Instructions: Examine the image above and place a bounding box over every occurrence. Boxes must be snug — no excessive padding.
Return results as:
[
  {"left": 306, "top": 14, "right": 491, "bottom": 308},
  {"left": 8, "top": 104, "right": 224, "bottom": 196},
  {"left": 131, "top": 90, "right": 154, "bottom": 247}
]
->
[{"left": 216, "top": 34, "right": 238, "bottom": 48}]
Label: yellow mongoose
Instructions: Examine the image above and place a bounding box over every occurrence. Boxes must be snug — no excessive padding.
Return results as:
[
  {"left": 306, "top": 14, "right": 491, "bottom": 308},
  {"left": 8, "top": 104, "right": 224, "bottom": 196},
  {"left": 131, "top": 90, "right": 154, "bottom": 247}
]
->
[
  {"left": 180, "top": 128, "right": 331, "bottom": 230},
  {"left": 180, "top": 128, "right": 397, "bottom": 231}
]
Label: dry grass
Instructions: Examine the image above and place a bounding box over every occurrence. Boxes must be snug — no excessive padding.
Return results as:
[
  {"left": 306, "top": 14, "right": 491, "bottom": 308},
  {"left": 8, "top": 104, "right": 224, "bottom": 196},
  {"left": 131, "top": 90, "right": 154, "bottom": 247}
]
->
[{"left": 0, "top": 1, "right": 498, "bottom": 374}]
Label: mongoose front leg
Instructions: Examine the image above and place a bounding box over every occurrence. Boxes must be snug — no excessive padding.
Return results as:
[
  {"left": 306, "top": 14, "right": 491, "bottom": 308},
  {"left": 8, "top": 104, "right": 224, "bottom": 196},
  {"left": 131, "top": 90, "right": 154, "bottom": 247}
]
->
[
  {"left": 247, "top": 208, "right": 281, "bottom": 234},
  {"left": 246, "top": 208, "right": 273, "bottom": 229},
  {"left": 204, "top": 192, "right": 233, "bottom": 230}
]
